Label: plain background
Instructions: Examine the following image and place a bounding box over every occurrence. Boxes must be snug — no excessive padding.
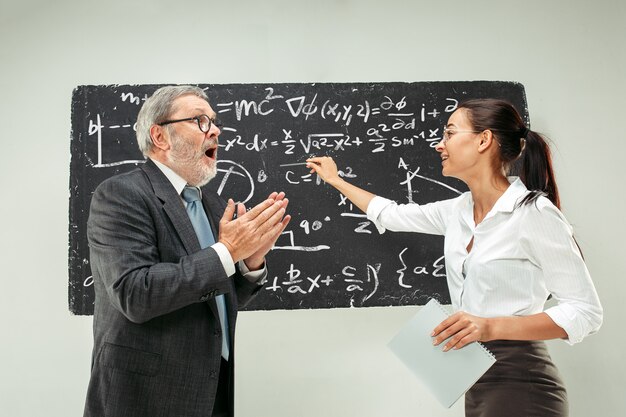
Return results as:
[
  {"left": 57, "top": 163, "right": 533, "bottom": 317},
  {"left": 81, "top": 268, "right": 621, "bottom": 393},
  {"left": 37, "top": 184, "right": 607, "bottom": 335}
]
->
[{"left": 1, "top": 0, "right": 624, "bottom": 416}]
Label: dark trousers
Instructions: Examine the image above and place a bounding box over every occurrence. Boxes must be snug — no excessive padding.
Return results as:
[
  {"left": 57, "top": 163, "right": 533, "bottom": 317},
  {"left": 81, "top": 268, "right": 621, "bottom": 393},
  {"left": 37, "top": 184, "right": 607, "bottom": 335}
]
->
[
  {"left": 211, "top": 358, "right": 231, "bottom": 417},
  {"left": 465, "top": 340, "right": 568, "bottom": 417}
]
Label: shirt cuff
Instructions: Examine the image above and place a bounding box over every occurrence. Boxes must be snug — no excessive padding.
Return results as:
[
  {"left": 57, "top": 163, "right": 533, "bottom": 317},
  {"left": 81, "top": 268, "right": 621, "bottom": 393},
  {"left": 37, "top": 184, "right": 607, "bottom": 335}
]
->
[
  {"left": 239, "top": 260, "right": 268, "bottom": 285},
  {"left": 211, "top": 242, "right": 236, "bottom": 277}
]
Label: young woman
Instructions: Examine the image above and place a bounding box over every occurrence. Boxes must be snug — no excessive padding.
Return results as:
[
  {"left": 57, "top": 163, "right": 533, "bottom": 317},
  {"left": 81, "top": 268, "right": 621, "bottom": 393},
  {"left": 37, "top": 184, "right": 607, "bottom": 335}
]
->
[{"left": 306, "top": 99, "right": 602, "bottom": 417}]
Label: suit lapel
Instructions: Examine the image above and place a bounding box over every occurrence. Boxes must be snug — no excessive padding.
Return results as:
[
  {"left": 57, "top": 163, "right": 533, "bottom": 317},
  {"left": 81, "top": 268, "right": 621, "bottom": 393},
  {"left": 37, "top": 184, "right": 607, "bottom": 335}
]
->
[
  {"left": 142, "top": 160, "right": 233, "bottom": 320},
  {"left": 200, "top": 190, "right": 226, "bottom": 239},
  {"left": 200, "top": 189, "right": 237, "bottom": 315},
  {"left": 141, "top": 159, "right": 201, "bottom": 255}
]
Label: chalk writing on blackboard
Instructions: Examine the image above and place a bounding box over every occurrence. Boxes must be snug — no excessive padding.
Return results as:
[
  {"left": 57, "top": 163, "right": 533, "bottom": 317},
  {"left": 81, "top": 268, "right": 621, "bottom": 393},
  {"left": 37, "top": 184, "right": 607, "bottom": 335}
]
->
[{"left": 69, "top": 82, "right": 528, "bottom": 314}]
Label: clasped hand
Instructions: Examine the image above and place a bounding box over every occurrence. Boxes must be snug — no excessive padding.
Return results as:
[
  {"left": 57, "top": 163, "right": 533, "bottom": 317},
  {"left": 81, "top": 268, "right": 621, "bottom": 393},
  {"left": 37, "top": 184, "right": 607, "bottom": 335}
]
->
[
  {"left": 431, "top": 311, "right": 490, "bottom": 352},
  {"left": 218, "top": 192, "right": 291, "bottom": 270}
]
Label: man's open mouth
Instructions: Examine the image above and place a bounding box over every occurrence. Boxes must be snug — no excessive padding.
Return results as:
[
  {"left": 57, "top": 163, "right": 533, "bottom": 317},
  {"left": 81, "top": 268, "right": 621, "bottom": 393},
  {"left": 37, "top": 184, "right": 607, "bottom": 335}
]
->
[{"left": 205, "top": 148, "right": 217, "bottom": 159}]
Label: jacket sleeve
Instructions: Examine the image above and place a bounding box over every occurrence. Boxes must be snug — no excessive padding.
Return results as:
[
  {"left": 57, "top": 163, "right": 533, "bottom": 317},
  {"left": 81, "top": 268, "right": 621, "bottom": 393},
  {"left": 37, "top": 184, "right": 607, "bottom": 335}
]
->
[{"left": 87, "top": 176, "right": 232, "bottom": 323}]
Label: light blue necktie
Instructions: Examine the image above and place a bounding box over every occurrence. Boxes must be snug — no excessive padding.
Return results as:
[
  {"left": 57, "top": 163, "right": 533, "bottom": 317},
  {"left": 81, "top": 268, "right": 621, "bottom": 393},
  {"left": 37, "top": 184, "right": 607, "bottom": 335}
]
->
[{"left": 182, "top": 186, "right": 230, "bottom": 361}]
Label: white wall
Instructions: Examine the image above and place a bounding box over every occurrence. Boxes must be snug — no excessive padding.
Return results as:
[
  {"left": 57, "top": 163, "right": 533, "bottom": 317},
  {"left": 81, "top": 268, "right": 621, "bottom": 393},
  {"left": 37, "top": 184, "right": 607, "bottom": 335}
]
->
[{"left": 1, "top": 0, "right": 624, "bottom": 416}]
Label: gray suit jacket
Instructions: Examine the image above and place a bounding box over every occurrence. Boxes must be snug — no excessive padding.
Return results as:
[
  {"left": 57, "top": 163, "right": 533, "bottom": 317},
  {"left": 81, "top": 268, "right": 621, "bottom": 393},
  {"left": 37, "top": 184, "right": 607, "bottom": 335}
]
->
[{"left": 83, "top": 159, "right": 263, "bottom": 417}]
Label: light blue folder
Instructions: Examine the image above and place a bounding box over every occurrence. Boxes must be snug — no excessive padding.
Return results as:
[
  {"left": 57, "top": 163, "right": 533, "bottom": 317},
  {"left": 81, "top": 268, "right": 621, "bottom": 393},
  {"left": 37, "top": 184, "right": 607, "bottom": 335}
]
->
[{"left": 388, "top": 298, "right": 496, "bottom": 408}]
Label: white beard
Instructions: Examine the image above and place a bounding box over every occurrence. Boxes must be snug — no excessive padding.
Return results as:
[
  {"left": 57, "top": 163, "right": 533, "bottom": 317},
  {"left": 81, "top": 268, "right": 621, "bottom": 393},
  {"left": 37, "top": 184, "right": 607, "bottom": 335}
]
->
[{"left": 167, "top": 132, "right": 217, "bottom": 186}]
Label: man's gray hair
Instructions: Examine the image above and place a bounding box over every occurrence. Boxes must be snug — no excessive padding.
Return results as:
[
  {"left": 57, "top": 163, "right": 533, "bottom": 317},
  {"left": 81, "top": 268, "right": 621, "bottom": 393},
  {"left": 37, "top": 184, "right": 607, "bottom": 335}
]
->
[{"left": 136, "top": 85, "right": 209, "bottom": 156}]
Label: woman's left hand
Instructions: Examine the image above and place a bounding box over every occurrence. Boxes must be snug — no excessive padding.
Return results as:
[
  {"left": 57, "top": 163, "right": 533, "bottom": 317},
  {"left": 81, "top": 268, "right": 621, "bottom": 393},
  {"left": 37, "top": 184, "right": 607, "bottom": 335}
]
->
[{"left": 431, "top": 311, "right": 491, "bottom": 351}]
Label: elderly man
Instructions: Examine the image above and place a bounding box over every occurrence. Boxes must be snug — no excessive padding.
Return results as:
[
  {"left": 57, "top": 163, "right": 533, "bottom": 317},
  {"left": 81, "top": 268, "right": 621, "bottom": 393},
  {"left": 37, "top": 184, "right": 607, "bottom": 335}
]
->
[{"left": 83, "top": 85, "right": 290, "bottom": 417}]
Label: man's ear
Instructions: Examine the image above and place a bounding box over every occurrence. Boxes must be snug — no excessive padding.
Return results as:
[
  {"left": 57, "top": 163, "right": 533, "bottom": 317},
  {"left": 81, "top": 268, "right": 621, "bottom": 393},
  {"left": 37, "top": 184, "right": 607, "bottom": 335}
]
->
[{"left": 150, "top": 124, "right": 170, "bottom": 151}]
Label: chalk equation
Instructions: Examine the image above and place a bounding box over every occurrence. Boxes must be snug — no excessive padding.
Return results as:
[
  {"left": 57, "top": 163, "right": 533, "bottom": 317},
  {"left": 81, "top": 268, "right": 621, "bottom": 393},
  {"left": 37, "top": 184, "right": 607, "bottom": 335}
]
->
[
  {"left": 81, "top": 92, "right": 452, "bottom": 168},
  {"left": 69, "top": 82, "right": 528, "bottom": 313}
]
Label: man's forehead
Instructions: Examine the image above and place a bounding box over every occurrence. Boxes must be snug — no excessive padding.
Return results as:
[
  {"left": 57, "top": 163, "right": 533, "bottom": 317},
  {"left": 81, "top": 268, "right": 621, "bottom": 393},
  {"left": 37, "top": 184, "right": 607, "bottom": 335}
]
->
[
  {"left": 173, "top": 94, "right": 210, "bottom": 108},
  {"left": 171, "top": 94, "right": 214, "bottom": 114}
]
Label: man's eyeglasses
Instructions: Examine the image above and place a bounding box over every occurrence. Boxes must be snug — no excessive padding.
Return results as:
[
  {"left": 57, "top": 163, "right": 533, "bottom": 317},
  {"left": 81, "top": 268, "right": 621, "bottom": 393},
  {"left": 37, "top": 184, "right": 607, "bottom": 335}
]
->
[
  {"left": 441, "top": 128, "right": 481, "bottom": 145},
  {"left": 158, "top": 114, "right": 222, "bottom": 133}
]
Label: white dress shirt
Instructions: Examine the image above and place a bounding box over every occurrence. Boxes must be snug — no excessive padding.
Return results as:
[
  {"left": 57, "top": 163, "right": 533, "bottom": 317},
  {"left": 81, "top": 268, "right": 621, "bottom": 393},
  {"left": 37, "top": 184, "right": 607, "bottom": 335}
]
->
[
  {"left": 367, "top": 177, "right": 602, "bottom": 345},
  {"left": 151, "top": 158, "right": 265, "bottom": 283}
]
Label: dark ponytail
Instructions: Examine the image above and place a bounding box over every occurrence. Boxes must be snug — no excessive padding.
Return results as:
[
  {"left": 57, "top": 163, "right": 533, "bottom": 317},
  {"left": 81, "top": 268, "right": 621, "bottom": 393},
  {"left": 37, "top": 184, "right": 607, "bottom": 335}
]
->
[
  {"left": 458, "top": 99, "right": 561, "bottom": 209},
  {"left": 516, "top": 130, "right": 560, "bottom": 209}
]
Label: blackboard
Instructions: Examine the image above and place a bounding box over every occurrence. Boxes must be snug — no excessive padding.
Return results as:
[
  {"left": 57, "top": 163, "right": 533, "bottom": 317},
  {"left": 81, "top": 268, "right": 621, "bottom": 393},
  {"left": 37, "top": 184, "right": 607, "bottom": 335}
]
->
[{"left": 69, "top": 81, "right": 528, "bottom": 315}]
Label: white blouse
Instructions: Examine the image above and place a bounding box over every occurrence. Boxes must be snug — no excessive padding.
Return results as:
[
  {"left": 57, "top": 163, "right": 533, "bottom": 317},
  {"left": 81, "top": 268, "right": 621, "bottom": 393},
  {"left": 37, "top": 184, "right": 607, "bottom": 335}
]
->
[{"left": 367, "top": 177, "right": 602, "bottom": 345}]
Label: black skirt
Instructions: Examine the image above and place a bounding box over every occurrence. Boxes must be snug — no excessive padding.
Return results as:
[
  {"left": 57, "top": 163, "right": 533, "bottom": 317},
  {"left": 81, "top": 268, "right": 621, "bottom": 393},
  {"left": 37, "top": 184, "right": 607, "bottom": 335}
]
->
[{"left": 465, "top": 340, "right": 568, "bottom": 417}]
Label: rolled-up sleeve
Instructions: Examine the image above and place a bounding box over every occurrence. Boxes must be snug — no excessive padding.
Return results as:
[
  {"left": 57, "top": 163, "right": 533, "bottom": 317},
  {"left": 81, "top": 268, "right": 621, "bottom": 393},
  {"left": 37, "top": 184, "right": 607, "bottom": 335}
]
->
[{"left": 521, "top": 200, "right": 603, "bottom": 345}]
